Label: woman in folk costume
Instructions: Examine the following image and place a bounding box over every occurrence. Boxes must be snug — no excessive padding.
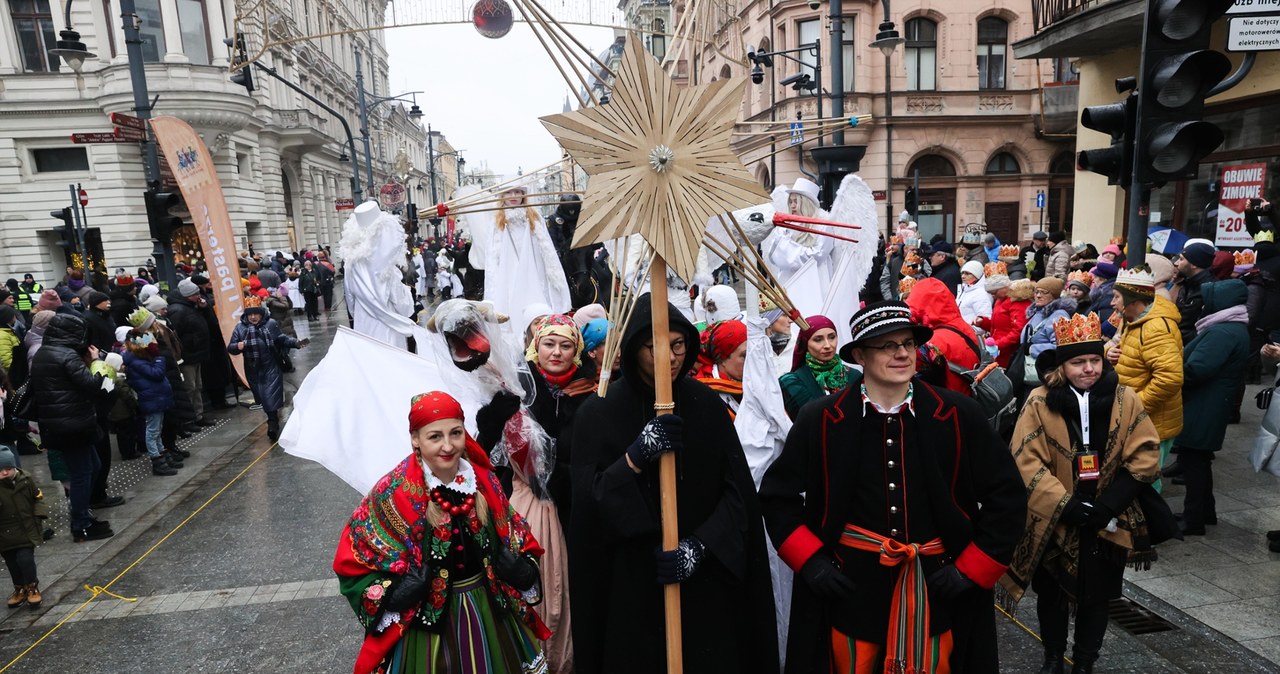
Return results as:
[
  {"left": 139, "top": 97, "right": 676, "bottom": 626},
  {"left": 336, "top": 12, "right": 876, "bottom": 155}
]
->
[
  {"left": 778, "top": 315, "right": 849, "bottom": 419},
  {"left": 476, "top": 180, "right": 571, "bottom": 323},
  {"left": 474, "top": 315, "right": 591, "bottom": 674},
  {"left": 694, "top": 319, "right": 748, "bottom": 418},
  {"left": 1000, "top": 313, "right": 1164, "bottom": 674},
  {"left": 334, "top": 391, "right": 550, "bottom": 674}
]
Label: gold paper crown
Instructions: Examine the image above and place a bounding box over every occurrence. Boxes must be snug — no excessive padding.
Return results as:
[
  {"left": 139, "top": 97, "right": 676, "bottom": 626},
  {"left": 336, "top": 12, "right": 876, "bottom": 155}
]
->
[
  {"left": 899, "top": 276, "right": 917, "bottom": 298},
  {"left": 903, "top": 252, "right": 923, "bottom": 269},
  {"left": 998, "top": 244, "right": 1020, "bottom": 259},
  {"left": 983, "top": 261, "right": 1008, "bottom": 277},
  {"left": 904, "top": 237, "right": 922, "bottom": 248},
  {"left": 1067, "top": 270, "right": 1094, "bottom": 287},
  {"left": 1236, "top": 249, "right": 1257, "bottom": 266},
  {"left": 1109, "top": 236, "right": 1124, "bottom": 245},
  {"left": 1256, "top": 230, "right": 1274, "bottom": 243},
  {"left": 1053, "top": 312, "right": 1103, "bottom": 348},
  {"left": 889, "top": 235, "right": 904, "bottom": 245}
]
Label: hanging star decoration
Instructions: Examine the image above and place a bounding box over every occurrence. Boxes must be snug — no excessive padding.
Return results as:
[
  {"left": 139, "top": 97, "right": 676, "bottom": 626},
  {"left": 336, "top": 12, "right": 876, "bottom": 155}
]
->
[{"left": 539, "top": 34, "right": 768, "bottom": 282}]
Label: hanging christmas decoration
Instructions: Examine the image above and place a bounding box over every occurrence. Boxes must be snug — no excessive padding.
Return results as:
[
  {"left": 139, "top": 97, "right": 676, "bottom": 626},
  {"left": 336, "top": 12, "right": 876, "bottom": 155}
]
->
[{"left": 472, "top": 0, "right": 513, "bottom": 39}]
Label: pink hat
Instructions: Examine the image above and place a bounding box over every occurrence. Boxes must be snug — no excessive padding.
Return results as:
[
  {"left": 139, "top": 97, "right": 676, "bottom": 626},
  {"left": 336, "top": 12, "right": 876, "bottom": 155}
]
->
[
  {"left": 36, "top": 289, "right": 61, "bottom": 312},
  {"left": 1103, "top": 244, "right": 1122, "bottom": 256}
]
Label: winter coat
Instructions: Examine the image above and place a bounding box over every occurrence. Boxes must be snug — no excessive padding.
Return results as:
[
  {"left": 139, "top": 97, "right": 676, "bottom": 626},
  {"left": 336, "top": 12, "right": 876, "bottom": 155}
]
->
[
  {"left": 930, "top": 258, "right": 962, "bottom": 297},
  {"left": 23, "top": 327, "right": 43, "bottom": 374},
  {"left": 1022, "top": 244, "right": 1049, "bottom": 281},
  {"left": 1174, "top": 269, "right": 1213, "bottom": 344},
  {"left": 1022, "top": 297, "right": 1077, "bottom": 358},
  {"left": 108, "top": 283, "right": 138, "bottom": 328},
  {"left": 1243, "top": 268, "right": 1280, "bottom": 335},
  {"left": 907, "top": 277, "right": 981, "bottom": 395},
  {"left": 263, "top": 292, "right": 296, "bottom": 338},
  {"left": 879, "top": 252, "right": 904, "bottom": 300},
  {"left": 0, "top": 327, "right": 19, "bottom": 373},
  {"left": 124, "top": 350, "right": 174, "bottom": 415},
  {"left": 1045, "top": 243, "right": 1072, "bottom": 280},
  {"left": 990, "top": 291, "right": 1032, "bottom": 367},
  {"left": 1091, "top": 279, "right": 1119, "bottom": 339},
  {"left": 28, "top": 314, "right": 108, "bottom": 448},
  {"left": 298, "top": 268, "right": 319, "bottom": 295},
  {"left": 956, "top": 279, "right": 993, "bottom": 326},
  {"left": 227, "top": 313, "right": 299, "bottom": 413},
  {"left": 164, "top": 293, "right": 210, "bottom": 364},
  {"left": 0, "top": 471, "right": 47, "bottom": 551},
  {"left": 779, "top": 366, "right": 830, "bottom": 420},
  {"left": 84, "top": 307, "right": 117, "bottom": 352},
  {"left": 1176, "top": 280, "right": 1251, "bottom": 452},
  {"left": 1113, "top": 296, "right": 1184, "bottom": 440}
]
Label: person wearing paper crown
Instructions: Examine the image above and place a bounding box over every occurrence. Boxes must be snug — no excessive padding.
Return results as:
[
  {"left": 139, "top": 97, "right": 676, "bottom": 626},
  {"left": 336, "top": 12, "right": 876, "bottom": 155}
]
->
[
  {"left": 1001, "top": 312, "right": 1168, "bottom": 674},
  {"left": 1104, "top": 265, "right": 1184, "bottom": 493},
  {"left": 226, "top": 296, "right": 307, "bottom": 443},
  {"left": 760, "top": 301, "right": 1026, "bottom": 674},
  {"left": 1066, "top": 270, "right": 1094, "bottom": 316},
  {"left": 333, "top": 391, "right": 550, "bottom": 674}
]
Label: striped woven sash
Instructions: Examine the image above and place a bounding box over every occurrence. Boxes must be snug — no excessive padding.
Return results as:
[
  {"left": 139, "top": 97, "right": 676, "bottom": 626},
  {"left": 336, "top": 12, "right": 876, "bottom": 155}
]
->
[{"left": 840, "top": 524, "right": 946, "bottom": 674}]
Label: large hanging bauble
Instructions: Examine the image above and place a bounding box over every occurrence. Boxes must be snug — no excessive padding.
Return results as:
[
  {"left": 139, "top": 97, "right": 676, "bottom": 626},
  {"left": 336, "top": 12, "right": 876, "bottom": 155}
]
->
[{"left": 472, "top": 0, "right": 513, "bottom": 39}]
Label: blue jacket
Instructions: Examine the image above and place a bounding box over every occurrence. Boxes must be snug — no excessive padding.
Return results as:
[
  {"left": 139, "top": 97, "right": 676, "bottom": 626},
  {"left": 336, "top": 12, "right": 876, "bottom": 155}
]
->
[
  {"left": 1023, "top": 297, "right": 1078, "bottom": 357},
  {"left": 124, "top": 351, "right": 174, "bottom": 414}
]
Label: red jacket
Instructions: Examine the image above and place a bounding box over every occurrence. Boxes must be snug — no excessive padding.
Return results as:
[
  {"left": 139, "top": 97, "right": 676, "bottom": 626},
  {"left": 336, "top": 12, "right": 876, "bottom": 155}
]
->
[
  {"left": 990, "top": 295, "right": 1031, "bottom": 367},
  {"left": 906, "top": 277, "right": 980, "bottom": 395}
]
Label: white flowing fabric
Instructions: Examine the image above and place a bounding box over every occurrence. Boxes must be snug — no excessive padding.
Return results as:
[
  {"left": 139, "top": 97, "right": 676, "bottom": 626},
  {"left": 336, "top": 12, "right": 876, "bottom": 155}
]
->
[
  {"left": 339, "top": 204, "right": 424, "bottom": 351},
  {"left": 484, "top": 209, "right": 571, "bottom": 320},
  {"left": 734, "top": 316, "right": 794, "bottom": 669}
]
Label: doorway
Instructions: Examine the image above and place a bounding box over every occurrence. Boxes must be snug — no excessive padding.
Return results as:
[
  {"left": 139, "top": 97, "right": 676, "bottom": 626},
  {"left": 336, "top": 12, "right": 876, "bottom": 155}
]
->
[{"left": 984, "top": 202, "right": 1020, "bottom": 244}]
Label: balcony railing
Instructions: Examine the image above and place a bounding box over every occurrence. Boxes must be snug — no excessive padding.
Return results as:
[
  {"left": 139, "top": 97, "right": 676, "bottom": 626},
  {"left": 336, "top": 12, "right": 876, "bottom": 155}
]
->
[{"left": 1032, "top": 0, "right": 1116, "bottom": 32}]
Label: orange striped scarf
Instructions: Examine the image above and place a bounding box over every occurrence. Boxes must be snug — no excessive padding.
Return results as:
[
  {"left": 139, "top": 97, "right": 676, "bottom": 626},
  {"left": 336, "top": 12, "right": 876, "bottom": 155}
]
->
[{"left": 840, "top": 524, "right": 945, "bottom": 674}]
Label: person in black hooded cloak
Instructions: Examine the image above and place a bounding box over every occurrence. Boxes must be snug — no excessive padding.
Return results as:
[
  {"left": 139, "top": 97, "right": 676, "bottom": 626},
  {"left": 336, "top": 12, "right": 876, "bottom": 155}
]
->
[{"left": 567, "top": 293, "right": 778, "bottom": 674}]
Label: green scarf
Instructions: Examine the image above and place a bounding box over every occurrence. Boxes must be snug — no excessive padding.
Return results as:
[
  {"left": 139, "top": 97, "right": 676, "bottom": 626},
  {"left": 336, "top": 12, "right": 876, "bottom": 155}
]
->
[{"left": 805, "top": 353, "right": 848, "bottom": 392}]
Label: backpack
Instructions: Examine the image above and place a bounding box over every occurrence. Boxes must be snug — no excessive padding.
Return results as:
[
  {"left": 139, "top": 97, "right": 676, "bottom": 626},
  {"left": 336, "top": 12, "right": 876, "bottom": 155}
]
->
[{"left": 935, "top": 325, "right": 1018, "bottom": 436}]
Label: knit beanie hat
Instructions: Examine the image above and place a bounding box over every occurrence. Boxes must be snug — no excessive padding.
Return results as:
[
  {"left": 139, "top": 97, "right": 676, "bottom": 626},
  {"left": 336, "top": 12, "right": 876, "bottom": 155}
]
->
[
  {"left": 31, "top": 310, "right": 55, "bottom": 331},
  {"left": 1092, "top": 260, "right": 1119, "bottom": 280},
  {"left": 572, "top": 303, "right": 607, "bottom": 330},
  {"left": 0, "top": 446, "right": 15, "bottom": 470},
  {"left": 1181, "top": 242, "right": 1216, "bottom": 269},
  {"left": 581, "top": 318, "right": 610, "bottom": 353},
  {"left": 1035, "top": 276, "right": 1065, "bottom": 298},
  {"left": 984, "top": 274, "right": 1011, "bottom": 293},
  {"left": 144, "top": 295, "right": 168, "bottom": 313},
  {"left": 86, "top": 290, "right": 110, "bottom": 308},
  {"left": 960, "top": 260, "right": 985, "bottom": 279},
  {"left": 1146, "top": 254, "right": 1174, "bottom": 286},
  {"left": 1049, "top": 231, "right": 1067, "bottom": 244},
  {"left": 0, "top": 306, "right": 17, "bottom": 328},
  {"left": 139, "top": 284, "right": 159, "bottom": 303},
  {"left": 178, "top": 278, "right": 201, "bottom": 297},
  {"left": 36, "top": 289, "right": 61, "bottom": 312},
  {"left": 115, "top": 326, "right": 131, "bottom": 344},
  {"left": 127, "top": 307, "right": 156, "bottom": 330}
]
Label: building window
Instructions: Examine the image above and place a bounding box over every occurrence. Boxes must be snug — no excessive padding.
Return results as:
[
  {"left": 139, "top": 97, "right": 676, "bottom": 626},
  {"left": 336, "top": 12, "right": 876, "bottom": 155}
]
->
[
  {"left": 797, "top": 18, "right": 819, "bottom": 85},
  {"left": 32, "top": 147, "right": 90, "bottom": 173},
  {"left": 651, "top": 18, "right": 666, "bottom": 61},
  {"left": 101, "top": 0, "right": 117, "bottom": 56},
  {"left": 135, "top": 0, "right": 166, "bottom": 61},
  {"left": 1052, "top": 56, "right": 1078, "bottom": 83},
  {"left": 908, "top": 153, "right": 956, "bottom": 177},
  {"left": 905, "top": 18, "right": 936, "bottom": 92},
  {"left": 1049, "top": 152, "right": 1075, "bottom": 175},
  {"left": 977, "top": 17, "right": 1007, "bottom": 90},
  {"left": 984, "top": 152, "right": 1020, "bottom": 175},
  {"left": 838, "top": 18, "right": 854, "bottom": 92},
  {"left": 177, "top": 0, "right": 211, "bottom": 64},
  {"left": 9, "top": 0, "right": 59, "bottom": 72}
]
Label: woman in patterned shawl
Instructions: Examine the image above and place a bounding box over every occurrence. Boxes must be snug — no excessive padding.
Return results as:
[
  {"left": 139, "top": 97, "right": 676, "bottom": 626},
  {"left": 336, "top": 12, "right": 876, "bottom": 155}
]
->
[
  {"left": 334, "top": 391, "right": 551, "bottom": 674},
  {"left": 999, "top": 313, "right": 1163, "bottom": 674}
]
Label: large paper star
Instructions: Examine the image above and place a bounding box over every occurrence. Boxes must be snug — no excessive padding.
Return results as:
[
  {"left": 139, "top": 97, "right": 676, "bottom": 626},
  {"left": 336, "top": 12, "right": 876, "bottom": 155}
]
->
[{"left": 540, "top": 34, "right": 768, "bottom": 282}]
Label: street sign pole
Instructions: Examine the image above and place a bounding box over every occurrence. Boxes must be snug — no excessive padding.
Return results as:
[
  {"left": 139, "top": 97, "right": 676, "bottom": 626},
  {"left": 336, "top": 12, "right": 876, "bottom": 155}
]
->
[{"left": 1037, "top": 190, "right": 1046, "bottom": 231}]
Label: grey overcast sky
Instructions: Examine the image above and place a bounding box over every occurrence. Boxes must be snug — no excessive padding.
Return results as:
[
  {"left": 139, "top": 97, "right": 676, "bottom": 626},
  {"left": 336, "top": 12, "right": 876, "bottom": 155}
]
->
[{"left": 386, "top": 22, "right": 617, "bottom": 179}]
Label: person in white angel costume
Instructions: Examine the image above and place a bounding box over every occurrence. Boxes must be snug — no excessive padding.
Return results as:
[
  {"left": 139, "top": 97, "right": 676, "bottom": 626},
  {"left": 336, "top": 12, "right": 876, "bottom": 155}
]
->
[{"left": 339, "top": 201, "right": 419, "bottom": 351}]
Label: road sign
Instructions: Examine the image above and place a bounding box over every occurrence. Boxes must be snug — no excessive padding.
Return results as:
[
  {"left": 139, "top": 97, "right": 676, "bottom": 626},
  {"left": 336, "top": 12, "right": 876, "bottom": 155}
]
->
[
  {"left": 335, "top": 198, "right": 355, "bottom": 211},
  {"left": 71, "top": 132, "right": 128, "bottom": 144},
  {"left": 1227, "top": 15, "right": 1280, "bottom": 51},
  {"left": 379, "top": 182, "right": 407, "bottom": 209},
  {"left": 1035, "top": 191, "right": 1046, "bottom": 209},
  {"left": 78, "top": 188, "right": 88, "bottom": 206},
  {"left": 109, "top": 112, "right": 146, "bottom": 131},
  {"left": 872, "top": 190, "right": 887, "bottom": 201},
  {"left": 1229, "top": 0, "right": 1280, "bottom": 14},
  {"left": 789, "top": 122, "right": 804, "bottom": 146},
  {"left": 113, "top": 126, "right": 145, "bottom": 141}
]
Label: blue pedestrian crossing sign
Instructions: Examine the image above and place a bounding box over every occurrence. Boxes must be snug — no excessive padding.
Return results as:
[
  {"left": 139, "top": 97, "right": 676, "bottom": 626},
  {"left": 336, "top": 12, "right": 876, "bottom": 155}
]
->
[{"left": 790, "top": 122, "right": 804, "bottom": 146}]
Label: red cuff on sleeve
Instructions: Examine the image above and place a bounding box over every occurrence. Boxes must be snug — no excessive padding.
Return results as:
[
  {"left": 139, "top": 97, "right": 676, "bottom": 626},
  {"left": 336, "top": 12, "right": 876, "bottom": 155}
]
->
[
  {"left": 777, "top": 527, "right": 824, "bottom": 571},
  {"left": 954, "top": 543, "right": 1008, "bottom": 589}
]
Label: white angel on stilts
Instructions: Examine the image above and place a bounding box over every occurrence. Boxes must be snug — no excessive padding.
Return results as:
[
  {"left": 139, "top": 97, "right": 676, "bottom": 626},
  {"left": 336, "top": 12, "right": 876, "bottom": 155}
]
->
[
  {"left": 458, "top": 176, "right": 571, "bottom": 341},
  {"left": 339, "top": 201, "right": 421, "bottom": 351}
]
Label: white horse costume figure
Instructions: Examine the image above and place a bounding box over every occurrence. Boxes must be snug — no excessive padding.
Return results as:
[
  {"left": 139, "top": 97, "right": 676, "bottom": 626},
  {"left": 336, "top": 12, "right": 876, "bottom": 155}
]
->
[
  {"left": 457, "top": 176, "right": 571, "bottom": 329},
  {"left": 339, "top": 201, "right": 420, "bottom": 350}
]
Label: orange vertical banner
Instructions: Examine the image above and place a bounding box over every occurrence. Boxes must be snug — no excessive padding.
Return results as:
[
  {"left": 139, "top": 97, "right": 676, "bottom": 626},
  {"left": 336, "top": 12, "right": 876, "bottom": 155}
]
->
[{"left": 149, "top": 116, "right": 248, "bottom": 386}]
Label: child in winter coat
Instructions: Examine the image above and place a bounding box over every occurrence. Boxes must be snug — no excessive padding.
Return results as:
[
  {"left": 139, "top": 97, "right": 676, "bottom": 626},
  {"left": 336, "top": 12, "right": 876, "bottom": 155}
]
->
[
  {"left": 124, "top": 330, "right": 179, "bottom": 476},
  {"left": 0, "top": 446, "right": 48, "bottom": 608}
]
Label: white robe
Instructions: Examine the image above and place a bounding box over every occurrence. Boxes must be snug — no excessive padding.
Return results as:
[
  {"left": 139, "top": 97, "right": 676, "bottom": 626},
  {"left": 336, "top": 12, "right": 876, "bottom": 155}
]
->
[{"left": 483, "top": 209, "right": 571, "bottom": 319}]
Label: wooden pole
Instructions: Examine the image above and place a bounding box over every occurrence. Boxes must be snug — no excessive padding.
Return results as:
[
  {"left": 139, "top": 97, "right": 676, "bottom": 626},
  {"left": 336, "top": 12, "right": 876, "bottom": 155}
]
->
[{"left": 648, "top": 254, "right": 683, "bottom": 674}]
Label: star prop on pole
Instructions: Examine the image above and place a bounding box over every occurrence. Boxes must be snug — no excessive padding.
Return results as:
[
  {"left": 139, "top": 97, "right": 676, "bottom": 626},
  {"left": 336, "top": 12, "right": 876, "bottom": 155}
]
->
[{"left": 539, "top": 34, "right": 768, "bottom": 282}]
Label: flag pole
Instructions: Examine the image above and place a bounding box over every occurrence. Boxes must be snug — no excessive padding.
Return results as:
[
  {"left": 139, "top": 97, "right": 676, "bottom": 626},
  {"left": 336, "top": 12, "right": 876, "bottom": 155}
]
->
[{"left": 648, "top": 253, "right": 684, "bottom": 674}]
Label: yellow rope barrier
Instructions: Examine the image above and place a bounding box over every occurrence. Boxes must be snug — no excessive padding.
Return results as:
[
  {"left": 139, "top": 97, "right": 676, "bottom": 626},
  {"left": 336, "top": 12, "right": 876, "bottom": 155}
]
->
[{"left": 0, "top": 441, "right": 279, "bottom": 673}]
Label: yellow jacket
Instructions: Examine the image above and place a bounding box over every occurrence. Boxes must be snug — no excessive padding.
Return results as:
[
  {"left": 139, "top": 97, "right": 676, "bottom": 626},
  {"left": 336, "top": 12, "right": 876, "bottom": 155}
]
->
[
  {"left": 0, "top": 328, "right": 17, "bottom": 372},
  {"left": 1113, "top": 295, "right": 1184, "bottom": 439}
]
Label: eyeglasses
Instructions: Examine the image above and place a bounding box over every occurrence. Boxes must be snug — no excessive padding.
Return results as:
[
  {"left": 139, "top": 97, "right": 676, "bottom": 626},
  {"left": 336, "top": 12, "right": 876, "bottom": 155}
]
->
[
  {"left": 643, "top": 340, "right": 688, "bottom": 356},
  {"left": 862, "top": 339, "right": 917, "bottom": 354}
]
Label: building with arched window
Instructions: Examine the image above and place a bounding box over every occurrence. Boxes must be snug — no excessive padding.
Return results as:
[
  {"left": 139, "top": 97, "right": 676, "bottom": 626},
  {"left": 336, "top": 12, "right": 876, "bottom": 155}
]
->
[{"left": 0, "top": 0, "right": 427, "bottom": 280}]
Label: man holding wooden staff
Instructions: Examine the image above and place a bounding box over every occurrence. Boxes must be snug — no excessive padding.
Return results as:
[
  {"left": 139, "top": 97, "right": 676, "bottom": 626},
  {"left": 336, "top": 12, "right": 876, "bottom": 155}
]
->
[
  {"left": 760, "top": 301, "right": 1026, "bottom": 674},
  {"left": 568, "top": 294, "right": 779, "bottom": 674}
]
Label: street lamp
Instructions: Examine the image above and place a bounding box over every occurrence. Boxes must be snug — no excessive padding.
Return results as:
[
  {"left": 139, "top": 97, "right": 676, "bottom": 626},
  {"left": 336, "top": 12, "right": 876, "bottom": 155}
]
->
[
  {"left": 870, "top": 0, "right": 905, "bottom": 235},
  {"left": 354, "top": 46, "right": 424, "bottom": 194},
  {"left": 870, "top": 20, "right": 905, "bottom": 57},
  {"left": 47, "top": 2, "right": 95, "bottom": 74}
]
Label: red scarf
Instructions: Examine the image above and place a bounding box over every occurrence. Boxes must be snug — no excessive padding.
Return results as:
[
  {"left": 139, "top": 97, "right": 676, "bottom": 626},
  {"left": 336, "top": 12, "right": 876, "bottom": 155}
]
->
[{"left": 539, "top": 364, "right": 578, "bottom": 389}]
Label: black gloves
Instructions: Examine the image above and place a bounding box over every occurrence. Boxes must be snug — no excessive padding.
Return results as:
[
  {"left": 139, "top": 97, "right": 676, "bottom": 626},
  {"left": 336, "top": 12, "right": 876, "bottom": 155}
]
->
[
  {"left": 626, "top": 415, "right": 683, "bottom": 468},
  {"left": 1084, "top": 502, "right": 1115, "bottom": 531},
  {"left": 494, "top": 547, "right": 540, "bottom": 592},
  {"left": 382, "top": 561, "right": 432, "bottom": 612},
  {"left": 476, "top": 390, "right": 521, "bottom": 450},
  {"left": 655, "top": 536, "right": 706, "bottom": 584},
  {"left": 927, "top": 565, "right": 977, "bottom": 601},
  {"left": 1060, "top": 496, "right": 1094, "bottom": 528},
  {"left": 798, "top": 551, "right": 855, "bottom": 600}
]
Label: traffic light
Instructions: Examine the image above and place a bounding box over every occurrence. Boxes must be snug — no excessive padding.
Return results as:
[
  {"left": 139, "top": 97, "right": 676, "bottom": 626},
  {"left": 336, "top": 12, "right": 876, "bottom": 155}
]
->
[
  {"left": 1077, "top": 77, "right": 1137, "bottom": 187},
  {"left": 223, "top": 33, "right": 255, "bottom": 93},
  {"left": 50, "top": 207, "right": 76, "bottom": 249},
  {"left": 144, "top": 189, "right": 183, "bottom": 240},
  {"left": 1132, "top": 0, "right": 1233, "bottom": 185},
  {"left": 904, "top": 188, "right": 917, "bottom": 216}
]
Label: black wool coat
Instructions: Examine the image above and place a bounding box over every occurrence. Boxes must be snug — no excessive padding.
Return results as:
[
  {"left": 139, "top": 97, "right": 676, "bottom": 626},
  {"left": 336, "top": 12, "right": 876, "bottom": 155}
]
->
[{"left": 759, "top": 375, "right": 1027, "bottom": 674}]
